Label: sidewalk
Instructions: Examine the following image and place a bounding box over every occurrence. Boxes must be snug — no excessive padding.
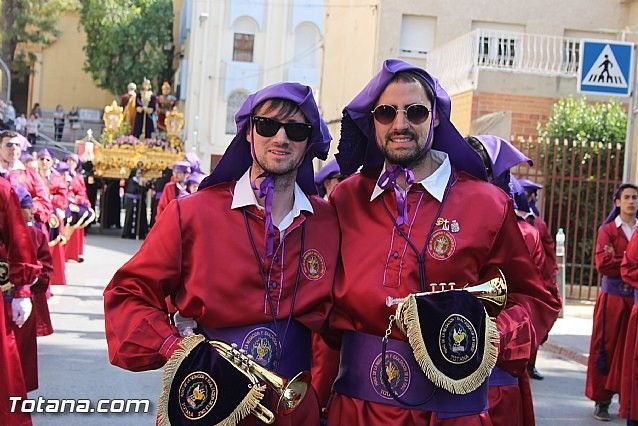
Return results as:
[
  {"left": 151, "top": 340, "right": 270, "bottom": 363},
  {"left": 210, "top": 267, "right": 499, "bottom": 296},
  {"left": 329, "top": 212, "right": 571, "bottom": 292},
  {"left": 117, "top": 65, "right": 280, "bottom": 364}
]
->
[{"left": 542, "top": 299, "right": 595, "bottom": 366}]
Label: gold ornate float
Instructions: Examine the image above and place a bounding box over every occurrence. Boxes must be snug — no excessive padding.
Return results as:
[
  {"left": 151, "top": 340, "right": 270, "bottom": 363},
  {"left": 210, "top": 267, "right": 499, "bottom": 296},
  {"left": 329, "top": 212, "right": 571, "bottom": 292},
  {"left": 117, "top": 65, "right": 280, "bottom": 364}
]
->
[{"left": 80, "top": 97, "right": 185, "bottom": 179}]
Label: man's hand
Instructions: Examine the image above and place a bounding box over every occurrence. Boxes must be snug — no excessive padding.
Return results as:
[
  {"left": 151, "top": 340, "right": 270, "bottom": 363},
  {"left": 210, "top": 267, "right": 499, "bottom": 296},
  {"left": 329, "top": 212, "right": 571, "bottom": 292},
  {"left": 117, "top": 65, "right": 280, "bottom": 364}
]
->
[
  {"left": 12, "top": 297, "right": 32, "bottom": 328},
  {"left": 603, "top": 245, "right": 615, "bottom": 255}
]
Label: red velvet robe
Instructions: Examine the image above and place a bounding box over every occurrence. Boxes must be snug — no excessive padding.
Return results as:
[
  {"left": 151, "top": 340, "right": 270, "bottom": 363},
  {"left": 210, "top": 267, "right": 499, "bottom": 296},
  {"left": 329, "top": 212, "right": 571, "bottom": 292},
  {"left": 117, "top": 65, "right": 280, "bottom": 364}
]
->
[
  {"left": 6, "top": 164, "right": 52, "bottom": 224},
  {"left": 42, "top": 169, "right": 68, "bottom": 285},
  {"left": 155, "top": 181, "right": 179, "bottom": 218},
  {"left": 0, "top": 178, "right": 40, "bottom": 426},
  {"left": 65, "top": 172, "right": 91, "bottom": 262},
  {"left": 104, "top": 182, "right": 339, "bottom": 425},
  {"left": 3, "top": 225, "right": 53, "bottom": 392},
  {"left": 586, "top": 221, "right": 634, "bottom": 402},
  {"left": 620, "top": 232, "right": 638, "bottom": 420},
  {"left": 533, "top": 216, "right": 559, "bottom": 286},
  {"left": 324, "top": 171, "right": 561, "bottom": 426}
]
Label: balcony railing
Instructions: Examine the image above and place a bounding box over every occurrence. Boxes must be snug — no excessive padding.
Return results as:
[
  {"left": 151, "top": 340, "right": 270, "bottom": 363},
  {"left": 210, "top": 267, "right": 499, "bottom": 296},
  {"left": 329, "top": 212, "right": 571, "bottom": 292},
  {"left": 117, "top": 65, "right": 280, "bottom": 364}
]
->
[{"left": 426, "top": 29, "right": 582, "bottom": 95}]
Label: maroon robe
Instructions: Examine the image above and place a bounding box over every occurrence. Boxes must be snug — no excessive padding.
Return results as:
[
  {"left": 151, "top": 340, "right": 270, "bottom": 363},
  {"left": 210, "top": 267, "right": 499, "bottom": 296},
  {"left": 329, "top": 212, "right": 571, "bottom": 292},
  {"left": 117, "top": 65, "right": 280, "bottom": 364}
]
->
[
  {"left": 586, "top": 220, "right": 634, "bottom": 402},
  {"left": 0, "top": 178, "right": 40, "bottom": 426},
  {"left": 104, "top": 182, "right": 339, "bottom": 425},
  {"left": 324, "top": 171, "right": 561, "bottom": 426},
  {"left": 620, "top": 232, "right": 638, "bottom": 420}
]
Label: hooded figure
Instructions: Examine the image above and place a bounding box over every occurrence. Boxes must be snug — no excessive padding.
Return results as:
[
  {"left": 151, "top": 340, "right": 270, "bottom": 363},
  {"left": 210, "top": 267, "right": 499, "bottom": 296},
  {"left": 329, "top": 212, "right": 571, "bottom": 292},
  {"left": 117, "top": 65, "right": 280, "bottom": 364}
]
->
[
  {"left": 336, "top": 59, "right": 486, "bottom": 180},
  {"left": 314, "top": 159, "right": 344, "bottom": 199},
  {"left": 465, "top": 134, "right": 532, "bottom": 196},
  {"left": 103, "top": 82, "right": 339, "bottom": 426},
  {"left": 201, "top": 82, "right": 331, "bottom": 193}
]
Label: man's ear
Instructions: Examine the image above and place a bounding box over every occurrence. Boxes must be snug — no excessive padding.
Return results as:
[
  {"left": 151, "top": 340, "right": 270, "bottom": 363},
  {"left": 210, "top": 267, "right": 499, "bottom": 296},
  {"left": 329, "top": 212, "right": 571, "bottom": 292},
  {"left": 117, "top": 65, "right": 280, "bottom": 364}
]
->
[
  {"left": 615, "top": 198, "right": 622, "bottom": 208},
  {"left": 246, "top": 126, "right": 252, "bottom": 144},
  {"left": 433, "top": 116, "right": 440, "bottom": 128}
]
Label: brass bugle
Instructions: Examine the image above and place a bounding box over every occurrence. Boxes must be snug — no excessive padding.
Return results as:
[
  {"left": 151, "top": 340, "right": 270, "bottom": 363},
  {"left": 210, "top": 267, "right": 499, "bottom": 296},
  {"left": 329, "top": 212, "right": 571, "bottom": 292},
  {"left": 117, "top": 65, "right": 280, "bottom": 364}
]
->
[
  {"left": 386, "top": 268, "right": 507, "bottom": 316},
  {"left": 210, "top": 340, "right": 311, "bottom": 423}
]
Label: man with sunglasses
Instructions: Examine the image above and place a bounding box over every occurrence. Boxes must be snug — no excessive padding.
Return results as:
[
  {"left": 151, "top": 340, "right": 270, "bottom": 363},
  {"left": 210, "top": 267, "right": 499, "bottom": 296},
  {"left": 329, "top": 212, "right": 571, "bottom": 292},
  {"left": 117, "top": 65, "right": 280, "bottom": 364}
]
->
[
  {"left": 321, "top": 59, "right": 561, "bottom": 425},
  {"left": 0, "top": 131, "right": 52, "bottom": 227},
  {"left": 104, "top": 82, "right": 338, "bottom": 425}
]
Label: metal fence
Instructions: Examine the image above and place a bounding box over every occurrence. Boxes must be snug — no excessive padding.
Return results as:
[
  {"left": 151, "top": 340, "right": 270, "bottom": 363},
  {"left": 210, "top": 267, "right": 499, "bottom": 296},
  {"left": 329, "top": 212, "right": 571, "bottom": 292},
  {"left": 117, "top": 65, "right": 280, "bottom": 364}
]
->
[{"left": 511, "top": 136, "right": 625, "bottom": 300}]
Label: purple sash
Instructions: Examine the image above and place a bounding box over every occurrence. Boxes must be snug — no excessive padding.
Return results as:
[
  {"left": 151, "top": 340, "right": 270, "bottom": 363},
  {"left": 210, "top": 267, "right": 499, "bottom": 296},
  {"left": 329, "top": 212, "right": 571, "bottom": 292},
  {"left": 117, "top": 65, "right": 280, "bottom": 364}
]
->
[
  {"left": 332, "top": 331, "right": 488, "bottom": 419},
  {"left": 488, "top": 366, "right": 518, "bottom": 387},
  {"left": 155, "top": 191, "right": 163, "bottom": 200},
  {"left": 198, "top": 320, "right": 310, "bottom": 380},
  {"left": 634, "top": 289, "right": 638, "bottom": 305},
  {"left": 601, "top": 276, "right": 634, "bottom": 298},
  {"left": 125, "top": 193, "right": 141, "bottom": 200}
]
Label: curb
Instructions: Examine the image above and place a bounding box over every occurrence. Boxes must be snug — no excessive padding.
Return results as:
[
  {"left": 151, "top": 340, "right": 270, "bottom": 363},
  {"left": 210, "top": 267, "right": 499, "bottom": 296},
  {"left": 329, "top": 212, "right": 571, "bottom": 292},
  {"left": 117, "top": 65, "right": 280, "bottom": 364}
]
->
[{"left": 542, "top": 341, "right": 588, "bottom": 366}]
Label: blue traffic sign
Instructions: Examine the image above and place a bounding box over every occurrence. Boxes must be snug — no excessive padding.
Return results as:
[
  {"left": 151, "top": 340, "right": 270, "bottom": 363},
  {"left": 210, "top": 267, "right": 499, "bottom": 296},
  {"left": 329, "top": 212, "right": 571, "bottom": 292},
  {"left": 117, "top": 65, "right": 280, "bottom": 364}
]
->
[{"left": 578, "top": 40, "right": 634, "bottom": 97}]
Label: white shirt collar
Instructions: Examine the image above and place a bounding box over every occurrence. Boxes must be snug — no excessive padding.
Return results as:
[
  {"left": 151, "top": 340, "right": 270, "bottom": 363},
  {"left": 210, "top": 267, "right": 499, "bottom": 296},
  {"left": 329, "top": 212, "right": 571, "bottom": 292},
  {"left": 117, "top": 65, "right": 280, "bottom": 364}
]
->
[
  {"left": 0, "top": 160, "right": 26, "bottom": 174},
  {"left": 231, "top": 169, "right": 313, "bottom": 231},
  {"left": 615, "top": 215, "right": 638, "bottom": 240},
  {"left": 370, "top": 149, "right": 451, "bottom": 203}
]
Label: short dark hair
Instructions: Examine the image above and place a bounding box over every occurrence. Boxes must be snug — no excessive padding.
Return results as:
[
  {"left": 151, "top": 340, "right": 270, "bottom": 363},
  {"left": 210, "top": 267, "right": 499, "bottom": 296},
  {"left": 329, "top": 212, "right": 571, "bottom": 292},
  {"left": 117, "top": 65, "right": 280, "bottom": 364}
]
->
[
  {"left": 386, "top": 71, "right": 435, "bottom": 105},
  {"left": 465, "top": 136, "right": 493, "bottom": 181},
  {"left": 615, "top": 183, "right": 638, "bottom": 200},
  {"left": 0, "top": 130, "right": 18, "bottom": 141}
]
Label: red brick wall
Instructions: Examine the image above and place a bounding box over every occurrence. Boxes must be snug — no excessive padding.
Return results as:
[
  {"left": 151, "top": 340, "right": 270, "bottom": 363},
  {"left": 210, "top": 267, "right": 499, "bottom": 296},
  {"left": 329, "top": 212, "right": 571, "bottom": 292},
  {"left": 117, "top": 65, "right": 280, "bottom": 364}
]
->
[{"left": 472, "top": 92, "right": 558, "bottom": 137}]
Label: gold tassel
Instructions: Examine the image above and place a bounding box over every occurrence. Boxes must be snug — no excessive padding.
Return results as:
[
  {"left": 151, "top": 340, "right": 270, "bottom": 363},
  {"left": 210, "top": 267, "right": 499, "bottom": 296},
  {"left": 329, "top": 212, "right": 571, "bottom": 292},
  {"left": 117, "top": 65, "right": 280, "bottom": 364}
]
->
[
  {"left": 400, "top": 295, "right": 499, "bottom": 395},
  {"left": 156, "top": 334, "right": 206, "bottom": 426},
  {"left": 215, "top": 384, "right": 266, "bottom": 426}
]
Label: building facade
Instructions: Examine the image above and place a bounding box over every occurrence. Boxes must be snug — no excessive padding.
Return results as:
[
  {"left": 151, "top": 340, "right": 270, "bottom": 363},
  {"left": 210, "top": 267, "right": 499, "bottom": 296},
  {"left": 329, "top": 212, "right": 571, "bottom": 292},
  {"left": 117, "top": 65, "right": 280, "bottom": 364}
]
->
[
  {"left": 319, "top": 0, "right": 638, "bottom": 178},
  {"left": 177, "top": 0, "right": 325, "bottom": 171}
]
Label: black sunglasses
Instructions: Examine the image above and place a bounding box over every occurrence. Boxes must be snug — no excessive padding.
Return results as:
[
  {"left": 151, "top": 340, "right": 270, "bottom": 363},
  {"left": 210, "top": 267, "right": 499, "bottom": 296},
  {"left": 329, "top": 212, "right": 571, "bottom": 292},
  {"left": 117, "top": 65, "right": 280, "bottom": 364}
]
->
[
  {"left": 371, "top": 104, "right": 430, "bottom": 125},
  {"left": 252, "top": 116, "right": 312, "bottom": 142}
]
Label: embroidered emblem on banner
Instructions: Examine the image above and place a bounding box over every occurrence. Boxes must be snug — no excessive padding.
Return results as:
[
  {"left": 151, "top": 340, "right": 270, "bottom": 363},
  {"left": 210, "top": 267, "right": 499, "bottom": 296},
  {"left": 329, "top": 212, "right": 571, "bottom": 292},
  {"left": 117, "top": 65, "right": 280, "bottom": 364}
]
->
[
  {"left": 370, "top": 351, "right": 410, "bottom": 399},
  {"left": 178, "top": 371, "right": 218, "bottom": 420},
  {"left": 439, "top": 314, "right": 478, "bottom": 365},
  {"left": 0, "top": 261, "right": 8, "bottom": 284},
  {"left": 242, "top": 327, "right": 278, "bottom": 368},
  {"left": 302, "top": 249, "right": 326, "bottom": 280},
  {"left": 428, "top": 230, "right": 456, "bottom": 260}
]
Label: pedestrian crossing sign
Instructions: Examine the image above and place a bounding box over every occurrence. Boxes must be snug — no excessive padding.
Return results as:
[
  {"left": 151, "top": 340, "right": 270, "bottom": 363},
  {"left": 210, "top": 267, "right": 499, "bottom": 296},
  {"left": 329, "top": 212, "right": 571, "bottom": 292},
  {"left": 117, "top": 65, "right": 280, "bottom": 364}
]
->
[{"left": 578, "top": 40, "right": 634, "bottom": 97}]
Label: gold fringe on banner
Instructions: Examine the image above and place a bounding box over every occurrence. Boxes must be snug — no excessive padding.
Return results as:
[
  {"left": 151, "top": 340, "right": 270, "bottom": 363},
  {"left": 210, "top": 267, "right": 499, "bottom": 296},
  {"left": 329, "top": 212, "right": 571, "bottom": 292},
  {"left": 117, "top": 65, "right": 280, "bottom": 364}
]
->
[
  {"left": 157, "top": 334, "right": 206, "bottom": 426},
  {"left": 156, "top": 334, "right": 267, "bottom": 426},
  {"left": 398, "top": 294, "right": 499, "bottom": 395}
]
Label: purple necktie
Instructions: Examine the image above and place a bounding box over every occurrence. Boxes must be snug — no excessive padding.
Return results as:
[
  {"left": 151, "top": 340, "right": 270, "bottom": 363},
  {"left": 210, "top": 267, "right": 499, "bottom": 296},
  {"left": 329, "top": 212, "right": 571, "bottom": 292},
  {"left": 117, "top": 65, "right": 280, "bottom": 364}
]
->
[
  {"left": 378, "top": 165, "right": 415, "bottom": 225},
  {"left": 251, "top": 173, "right": 276, "bottom": 259}
]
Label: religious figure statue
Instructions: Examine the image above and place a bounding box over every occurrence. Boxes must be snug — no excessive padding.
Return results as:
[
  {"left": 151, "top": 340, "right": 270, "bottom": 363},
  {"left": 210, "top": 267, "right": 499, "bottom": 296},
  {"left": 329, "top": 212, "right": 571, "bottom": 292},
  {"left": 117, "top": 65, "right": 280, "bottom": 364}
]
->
[
  {"left": 157, "top": 81, "right": 177, "bottom": 132},
  {"left": 120, "top": 82, "right": 137, "bottom": 134},
  {"left": 132, "top": 78, "right": 157, "bottom": 140}
]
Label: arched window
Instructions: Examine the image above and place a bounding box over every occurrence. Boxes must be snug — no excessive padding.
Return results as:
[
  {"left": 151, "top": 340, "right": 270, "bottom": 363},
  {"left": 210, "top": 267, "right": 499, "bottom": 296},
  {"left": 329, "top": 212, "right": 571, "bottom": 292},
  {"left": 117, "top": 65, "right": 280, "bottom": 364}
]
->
[
  {"left": 226, "top": 91, "right": 248, "bottom": 134},
  {"left": 294, "top": 23, "right": 320, "bottom": 68},
  {"left": 233, "top": 17, "right": 258, "bottom": 63}
]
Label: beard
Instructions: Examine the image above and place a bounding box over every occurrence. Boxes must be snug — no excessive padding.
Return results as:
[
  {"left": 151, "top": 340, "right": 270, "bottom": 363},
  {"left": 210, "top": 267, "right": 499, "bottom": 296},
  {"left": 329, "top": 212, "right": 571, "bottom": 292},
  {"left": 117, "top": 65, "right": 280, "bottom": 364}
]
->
[{"left": 378, "top": 130, "right": 429, "bottom": 168}]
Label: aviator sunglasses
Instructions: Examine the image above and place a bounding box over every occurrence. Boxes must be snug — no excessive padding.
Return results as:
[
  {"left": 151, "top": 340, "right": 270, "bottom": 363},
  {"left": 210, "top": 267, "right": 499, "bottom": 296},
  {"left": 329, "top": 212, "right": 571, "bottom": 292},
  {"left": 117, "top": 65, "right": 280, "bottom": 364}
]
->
[
  {"left": 371, "top": 104, "right": 431, "bottom": 125},
  {"left": 252, "top": 116, "right": 313, "bottom": 142}
]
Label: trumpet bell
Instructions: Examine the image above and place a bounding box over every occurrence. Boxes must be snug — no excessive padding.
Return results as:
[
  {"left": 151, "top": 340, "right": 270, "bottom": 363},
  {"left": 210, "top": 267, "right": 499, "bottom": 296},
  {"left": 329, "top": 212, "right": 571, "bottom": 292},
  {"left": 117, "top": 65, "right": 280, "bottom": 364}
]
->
[
  {"left": 278, "top": 371, "right": 311, "bottom": 414},
  {"left": 462, "top": 267, "right": 507, "bottom": 317}
]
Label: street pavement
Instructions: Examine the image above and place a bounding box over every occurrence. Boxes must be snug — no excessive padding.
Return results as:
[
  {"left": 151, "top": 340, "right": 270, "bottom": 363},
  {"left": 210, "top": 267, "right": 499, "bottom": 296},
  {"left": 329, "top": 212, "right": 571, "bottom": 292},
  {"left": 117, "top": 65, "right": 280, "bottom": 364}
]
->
[{"left": 25, "top": 230, "right": 624, "bottom": 425}]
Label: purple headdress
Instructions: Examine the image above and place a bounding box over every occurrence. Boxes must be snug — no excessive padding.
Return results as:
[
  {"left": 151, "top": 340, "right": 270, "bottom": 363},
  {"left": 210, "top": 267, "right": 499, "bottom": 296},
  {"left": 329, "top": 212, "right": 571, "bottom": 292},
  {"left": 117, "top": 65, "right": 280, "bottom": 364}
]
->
[
  {"left": 37, "top": 148, "right": 55, "bottom": 159},
  {"left": 173, "top": 161, "right": 192, "bottom": 174},
  {"left": 12, "top": 185, "right": 33, "bottom": 208},
  {"left": 314, "top": 159, "right": 341, "bottom": 198},
  {"left": 471, "top": 135, "right": 532, "bottom": 195},
  {"left": 64, "top": 153, "right": 82, "bottom": 173},
  {"left": 517, "top": 177, "right": 543, "bottom": 216},
  {"left": 199, "top": 82, "right": 332, "bottom": 258},
  {"left": 336, "top": 59, "right": 487, "bottom": 179},
  {"left": 184, "top": 152, "right": 202, "bottom": 173},
  {"left": 336, "top": 59, "right": 487, "bottom": 225}
]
